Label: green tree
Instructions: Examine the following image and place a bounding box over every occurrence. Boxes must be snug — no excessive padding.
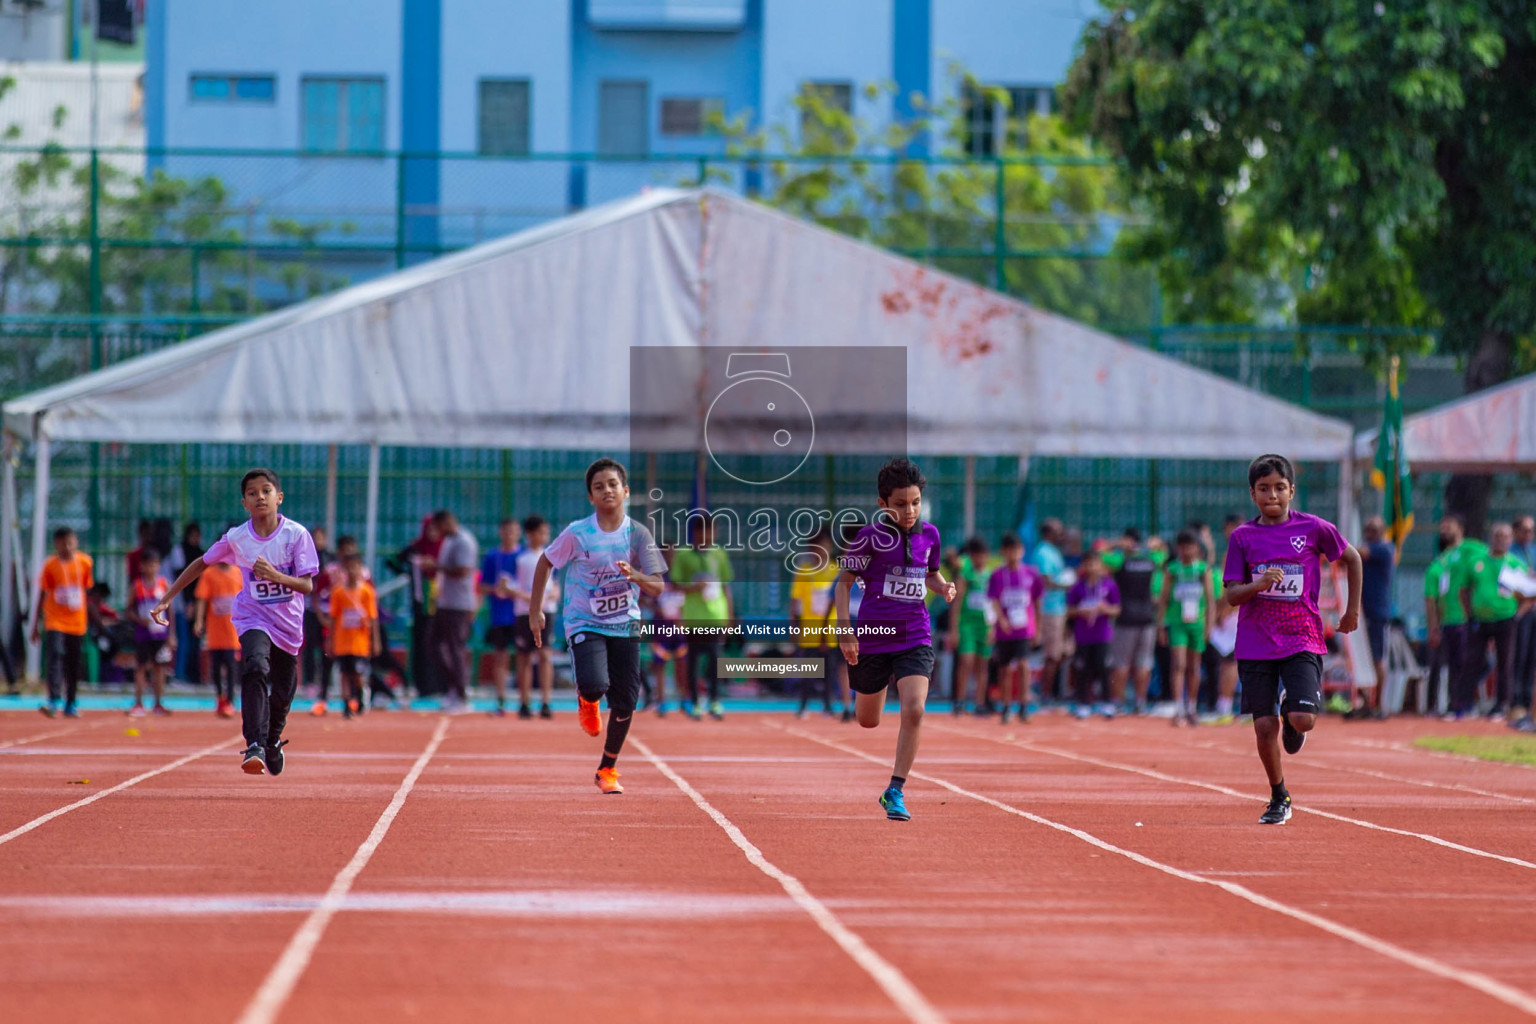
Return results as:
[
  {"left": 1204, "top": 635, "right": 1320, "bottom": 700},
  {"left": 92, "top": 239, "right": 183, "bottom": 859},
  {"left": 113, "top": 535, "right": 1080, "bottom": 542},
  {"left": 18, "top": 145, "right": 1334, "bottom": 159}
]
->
[
  {"left": 1065, "top": 1, "right": 1536, "bottom": 532},
  {"left": 713, "top": 72, "right": 1151, "bottom": 329}
]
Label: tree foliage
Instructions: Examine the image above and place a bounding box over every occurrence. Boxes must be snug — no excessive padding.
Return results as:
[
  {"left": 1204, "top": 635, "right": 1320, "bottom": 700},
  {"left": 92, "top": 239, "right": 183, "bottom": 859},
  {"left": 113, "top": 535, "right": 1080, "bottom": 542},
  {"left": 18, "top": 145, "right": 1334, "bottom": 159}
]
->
[{"left": 712, "top": 71, "right": 1154, "bottom": 329}]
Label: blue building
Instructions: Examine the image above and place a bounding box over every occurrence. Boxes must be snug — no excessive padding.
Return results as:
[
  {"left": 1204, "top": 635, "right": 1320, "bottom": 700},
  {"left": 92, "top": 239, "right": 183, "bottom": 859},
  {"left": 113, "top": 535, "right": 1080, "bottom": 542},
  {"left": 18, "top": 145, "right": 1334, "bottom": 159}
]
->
[{"left": 146, "top": 0, "right": 1089, "bottom": 264}]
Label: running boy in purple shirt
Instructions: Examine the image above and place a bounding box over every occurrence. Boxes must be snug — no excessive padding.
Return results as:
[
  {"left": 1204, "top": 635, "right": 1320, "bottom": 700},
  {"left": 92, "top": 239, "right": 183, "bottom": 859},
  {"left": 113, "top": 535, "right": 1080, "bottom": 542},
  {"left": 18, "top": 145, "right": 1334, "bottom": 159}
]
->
[
  {"left": 835, "top": 458, "right": 957, "bottom": 822},
  {"left": 987, "top": 532, "right": 1045, "bottom": 723},
  {"left": 1223, "top": 454, "right": 1361, "bottom": 825},
  {"left": 153, "top": 468, "right": 319, "bottom": 777}
]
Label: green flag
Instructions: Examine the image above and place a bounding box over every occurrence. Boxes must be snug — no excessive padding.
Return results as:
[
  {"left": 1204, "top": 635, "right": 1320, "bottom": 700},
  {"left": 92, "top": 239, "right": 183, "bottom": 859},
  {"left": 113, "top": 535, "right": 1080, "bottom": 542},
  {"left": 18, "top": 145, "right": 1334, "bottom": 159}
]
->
[{"left": 1370, "top": 357, "right": 1413, "bottom": 559}]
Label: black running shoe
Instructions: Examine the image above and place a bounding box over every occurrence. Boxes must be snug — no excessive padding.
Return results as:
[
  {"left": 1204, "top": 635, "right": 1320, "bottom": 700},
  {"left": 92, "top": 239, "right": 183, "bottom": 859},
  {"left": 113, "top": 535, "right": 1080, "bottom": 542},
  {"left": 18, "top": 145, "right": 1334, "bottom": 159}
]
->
[
  {"left": 266, "top": 739, "right": 289, "bottom": 776},
  {"left": 1259, "top": 794, "right": 1292, "bottom": 825},
  {"left": 539, "top": 703, "right": 553, "bottom": 719},
  {"left": 241, "top": 744, "right": 267, "bottom": 775},
  {"left": 1281, "top": 717, "right": 1306, "bottom": 754},
  {"left": 518, "top": 703, "right": 533, "bottom": 719}
]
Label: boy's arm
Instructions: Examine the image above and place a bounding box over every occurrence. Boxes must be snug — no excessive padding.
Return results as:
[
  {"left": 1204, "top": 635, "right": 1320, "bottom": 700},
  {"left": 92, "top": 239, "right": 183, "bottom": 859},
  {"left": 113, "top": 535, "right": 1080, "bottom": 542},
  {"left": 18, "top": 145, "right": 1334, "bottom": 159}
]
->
[
  {"left": 193, "top": 599, "right": 207, "bottom": 637},
  {"left": 1225, "top": 570, "right": 1282, "bottom": 607},
  {"left": 834, "top": 572, "right": 858, "bottom": 664},
  {"left": 251, "top": 558, "right": 314, "bottom": 595},
  {"left": 1203, "top": 572, "right": 1216, "bottom": 634},
  {"left": 1154, "top": 567, "right": 1172, "bottom": 622},
  {"left": 152, "top": 556, "right": 210, "bottom": 623},
  {"left": 528, "top": 555, "right": 553, "bottom": 646},
  {"left": 926, "top": 569, "right": 956, "bottom": 602},
  {"left": 1336, "top": 546, "right": 1363, "bottom": 633}
]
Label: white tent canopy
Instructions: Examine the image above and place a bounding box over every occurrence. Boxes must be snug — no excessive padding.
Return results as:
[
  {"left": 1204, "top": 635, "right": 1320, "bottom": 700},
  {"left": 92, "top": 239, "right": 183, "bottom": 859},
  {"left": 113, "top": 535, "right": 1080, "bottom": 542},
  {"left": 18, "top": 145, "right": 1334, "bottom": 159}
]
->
[
  {"left": 2, "top": 187, "right": 1354, "bottom": 674},
  {"left": 1355, "top": 371, "right": 1536, "bottom": 472}
]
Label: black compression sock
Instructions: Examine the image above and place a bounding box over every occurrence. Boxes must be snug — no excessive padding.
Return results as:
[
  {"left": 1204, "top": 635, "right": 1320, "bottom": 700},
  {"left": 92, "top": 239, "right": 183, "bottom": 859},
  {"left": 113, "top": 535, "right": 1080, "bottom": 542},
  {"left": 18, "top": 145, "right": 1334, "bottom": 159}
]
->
[
  {"left": 1271, "top": 781, "right": 1288, "bottom": 802},
  {"left": 889, "top": 775, "right": 906, "bottom": 792},
  {"left": 599, "top": 753, "right": 617, "bottom": 770},
  {"left": 603, "top": 713, "right": 633, "bottom": 763}
]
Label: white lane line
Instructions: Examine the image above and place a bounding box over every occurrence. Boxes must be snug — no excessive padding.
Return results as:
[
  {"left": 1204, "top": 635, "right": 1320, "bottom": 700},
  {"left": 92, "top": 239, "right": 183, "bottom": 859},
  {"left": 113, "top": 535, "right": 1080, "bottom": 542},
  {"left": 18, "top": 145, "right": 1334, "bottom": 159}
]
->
[
  {"left": 1347, "top": 737, "right": 1536, "bottom": 773},
  {"left": 0, "top": 736, "right": 237, "bottom": 848},
  {"left": 1177, "top": 736, "right": 1536, "bottom": 805},
  {"left": 633, "top": 737, "right": 947, "bottom": 1024},
  {"left": 926, "top": 722, "right": 1536, "bottom": 874},
  {"left": 0, "top": 720, "right": 101, "bottom": 750},
  {"left": 780, "top": 724, "right": 1536, "bottom": 1019},
  {"left": 236, "top": 717, "right": 450, "bottom": 1024}
]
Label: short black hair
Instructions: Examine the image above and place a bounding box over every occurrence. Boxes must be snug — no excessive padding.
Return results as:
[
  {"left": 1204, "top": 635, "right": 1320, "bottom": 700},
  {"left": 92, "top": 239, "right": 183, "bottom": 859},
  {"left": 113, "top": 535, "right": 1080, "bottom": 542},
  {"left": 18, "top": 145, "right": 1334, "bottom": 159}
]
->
[
  {"left": 1000, "top": 531, "right": 1023, "bottom": 549},
  {"left": 1222, "top": 513, "right": 1242, "bottom": 528},
  {"left": 585, "top": 457, "right": 628, "bottom": 492},
  {"left": 963, "top": 535, "right": 987, "bottom": 556},
  {"left": 522, "top": 515, "right": 547, "bottom": 534},
  {"left": 240, "top": 468, "right": 281, "bottom": 494},
  {"left": 1247, "top": 454, "right": 1294, "bottom": 489},
  {"left": 1123, "top": 526, "right": 1143, "bottom": 543},
  {"left": 1440, "top": 513, "right": 1464, "bottom": 530},
  {"left": 876, "top": 457, "right": 926, "bottom": 500},
  {"left": 52, "top": 526, "right": 75, "bottom": 542},
  {"left": 140, "top": 548, "right": 161, "bottom": 564},
  {"left": 431, "top": 509, "right": 454, "bottom": 527},
  {"left": 1175, "top": 529, "right": 1198, "bottom": 547},
  {"left": 336, "top": 534, "right": 357, "bottom": 550}
]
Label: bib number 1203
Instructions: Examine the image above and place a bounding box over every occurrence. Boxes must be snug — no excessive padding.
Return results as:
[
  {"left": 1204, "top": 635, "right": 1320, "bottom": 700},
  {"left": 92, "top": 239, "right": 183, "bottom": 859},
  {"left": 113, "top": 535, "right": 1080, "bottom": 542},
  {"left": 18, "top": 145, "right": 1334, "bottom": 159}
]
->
[{"left": 882, "top": 572, "right": 925, "bottom": 602}]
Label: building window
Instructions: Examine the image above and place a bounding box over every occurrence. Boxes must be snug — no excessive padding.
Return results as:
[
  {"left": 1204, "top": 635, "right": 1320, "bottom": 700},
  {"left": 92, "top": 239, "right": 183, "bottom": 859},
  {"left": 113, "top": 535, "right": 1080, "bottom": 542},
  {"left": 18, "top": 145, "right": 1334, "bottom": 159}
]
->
[
  {"left": 963, "top": 84, "right": 1059, "bottom": 155},
  {"left": 190, "top": 75, "right": 276, "bottom": 104},
  {"left": 479, "top": 79, "right": 531, "bottom": 156},
  {"left": 659, "top": 97, "right": 721, "bottom": 136},
  {"left": 800, "top": 81, "right": 852, "bottom": 147},
  {"left": 301, "top": 77, "right": 386, "bottom": 153},
  {"left": 598, "top": 80, "right": 648, "bottom": 157}
]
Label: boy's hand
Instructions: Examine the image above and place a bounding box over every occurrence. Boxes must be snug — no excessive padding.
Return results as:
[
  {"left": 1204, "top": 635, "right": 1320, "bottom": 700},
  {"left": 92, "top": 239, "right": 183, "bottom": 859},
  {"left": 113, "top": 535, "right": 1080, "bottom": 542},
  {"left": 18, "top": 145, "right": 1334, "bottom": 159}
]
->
[
  {"left": 252, "top": 557, "right": 282, "bottom": 583},
  {"left": 1427, "top": 627, "right": 1441, "bottom": 649},
  {"left": 529, "top": 608, "right": 545, "bottom": 648},
  {"left": 1259, "top": 566, "right": 1285, "bottom": 591},
  {"left": 1336, "top": 609, "right": 1358, "bottom": 634},
  {"left": 149, "top": 599, "right": 172, "bottom": 627},
  {"left": 840, "top": 635, "right": 859, "bottom": 666},
  {"left": 29, "top": 622, "right": 40, "bottom": 645},
  {"left": 616, "top": 560, "right": 639, "bottom": 582}
]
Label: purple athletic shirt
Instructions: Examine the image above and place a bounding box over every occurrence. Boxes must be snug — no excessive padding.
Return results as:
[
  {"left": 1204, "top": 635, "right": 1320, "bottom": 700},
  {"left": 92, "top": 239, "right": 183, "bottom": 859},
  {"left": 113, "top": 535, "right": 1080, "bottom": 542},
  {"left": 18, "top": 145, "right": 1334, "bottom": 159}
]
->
[
  {"left": 1067, "top": 577, "right": 1119, "bottom": 646},
  {"left": 202, "top": 516, "right": 320, "bottom": 656},
  {"left": 988, "top": 563, "right": 1045, "bottom": 641},
  {"left": 842, "top": 520, "right": 941, "bottom": 655},
  {"left": 1222, "top": 511, "right": 1348, "bottom": 661}
]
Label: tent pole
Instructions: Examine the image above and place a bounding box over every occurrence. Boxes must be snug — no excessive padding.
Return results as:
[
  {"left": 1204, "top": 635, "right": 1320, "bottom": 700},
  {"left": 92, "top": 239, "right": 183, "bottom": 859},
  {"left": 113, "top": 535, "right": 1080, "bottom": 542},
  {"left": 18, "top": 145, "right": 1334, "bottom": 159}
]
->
[
  {"left": 363, "top": 443, "right": 381, "bottom": 574},
  {"left": 962, "top": 455, "right": 977, "bottom": 539},
  {"left": 25, "top": 434, "right": 51, "bottom": 681},
  {"left": 325, "top": 444, "right": 339, "bottom": 544},
  {"left": 0, "top": 433, "right": 14, "bottom": 659},
  {"left": 1337, "top": 455, "right": 1356, "bottom": 541}
]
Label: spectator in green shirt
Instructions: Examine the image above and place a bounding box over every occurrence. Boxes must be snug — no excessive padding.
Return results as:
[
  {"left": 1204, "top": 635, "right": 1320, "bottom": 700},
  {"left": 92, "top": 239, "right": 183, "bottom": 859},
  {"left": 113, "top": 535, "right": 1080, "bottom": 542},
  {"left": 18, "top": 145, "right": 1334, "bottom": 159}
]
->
[
  {"left": 948, "top": 536, "right": 993, "bottom": 715},
  {"left": 670, "top": 517, "right": 735, "bottom": 720},
  {"left": 1455, "top": 523, "right": 1534, "bottom": 720},
  {"left": 1423, "top": 517, "right": 1472, "bottom": 717}
]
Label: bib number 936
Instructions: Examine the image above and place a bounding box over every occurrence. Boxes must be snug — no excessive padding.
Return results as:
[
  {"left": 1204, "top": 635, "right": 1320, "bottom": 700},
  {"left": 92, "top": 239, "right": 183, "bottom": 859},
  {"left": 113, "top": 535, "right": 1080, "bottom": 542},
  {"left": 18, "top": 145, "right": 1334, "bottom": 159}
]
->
[{"left": 249, "top": 577, "right": 290, "bottom": 605}]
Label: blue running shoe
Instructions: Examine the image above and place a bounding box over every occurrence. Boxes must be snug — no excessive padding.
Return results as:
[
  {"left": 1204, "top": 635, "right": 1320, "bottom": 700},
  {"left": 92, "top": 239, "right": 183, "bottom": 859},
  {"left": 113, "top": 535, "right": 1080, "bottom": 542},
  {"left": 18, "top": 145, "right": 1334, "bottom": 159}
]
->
[{"left": 879, "top": 786, "right": 910, "bottom": 822}]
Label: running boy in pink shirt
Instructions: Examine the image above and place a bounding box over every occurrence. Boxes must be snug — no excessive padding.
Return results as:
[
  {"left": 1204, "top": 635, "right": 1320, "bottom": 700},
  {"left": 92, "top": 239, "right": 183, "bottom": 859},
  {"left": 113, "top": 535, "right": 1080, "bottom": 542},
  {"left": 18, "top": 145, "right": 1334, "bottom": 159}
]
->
[
  {"left": 1223, "top": 454, "right": 1361, "bottom": 824},
  {"left": 153, "top": 469, "right": 319, "bottom": 776},
  {"left": 987, "top": 532, "right": 1044, "bottom": 723}
]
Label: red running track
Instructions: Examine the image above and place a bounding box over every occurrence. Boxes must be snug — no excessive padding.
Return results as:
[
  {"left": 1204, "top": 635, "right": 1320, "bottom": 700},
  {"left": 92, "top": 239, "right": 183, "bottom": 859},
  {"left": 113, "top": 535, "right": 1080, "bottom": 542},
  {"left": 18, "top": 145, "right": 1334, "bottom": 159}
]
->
[{"left": 1, "top": 708, "right": 1532, "bottom": 1022}]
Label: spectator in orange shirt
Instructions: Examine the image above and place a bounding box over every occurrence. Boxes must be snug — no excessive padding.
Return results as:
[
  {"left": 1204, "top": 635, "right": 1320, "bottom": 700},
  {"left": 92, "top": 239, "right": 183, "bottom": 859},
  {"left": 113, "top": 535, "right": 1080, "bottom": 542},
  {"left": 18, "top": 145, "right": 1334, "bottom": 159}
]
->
[
  {"left": 328, "top": 551, "right": 379, "bottom": 719},
  {"left": 32, "top": 526, "right": 94, "bottom": 718},
  {"left": 195, "top": 557, "right": 244, "bottom": 719}
]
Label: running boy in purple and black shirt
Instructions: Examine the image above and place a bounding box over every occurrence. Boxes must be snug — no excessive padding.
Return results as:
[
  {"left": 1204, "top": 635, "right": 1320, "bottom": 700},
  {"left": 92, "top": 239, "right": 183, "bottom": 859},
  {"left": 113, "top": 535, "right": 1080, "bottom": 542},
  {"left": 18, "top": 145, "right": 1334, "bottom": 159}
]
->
[
  {"left": 153, "top": 468, "right": 319, "bottom": 777},
  {"left": 1223, "top": 454, "right": 1361, "bottom": 825},
  {"left": 835, "top": 458, "right": 957, "bottom": 822}
]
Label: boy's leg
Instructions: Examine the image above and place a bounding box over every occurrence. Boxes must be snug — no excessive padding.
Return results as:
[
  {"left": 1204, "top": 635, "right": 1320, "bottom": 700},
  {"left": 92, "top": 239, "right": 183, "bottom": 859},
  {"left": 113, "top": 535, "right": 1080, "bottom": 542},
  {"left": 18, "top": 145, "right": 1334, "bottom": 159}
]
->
[
  {"left": 537, "top": 648, "right": 554, "bottom": 707},
  {"left": 892, "top": 672, "right": 931, "bottom": 779},
  {"left": 240, "top": 631, "right": 274, "bottom": 749},
  {"left": 265, "top": 645, "right": 300, "bottom": 747},
  {"left": 44, "top": 631, "right": 64, "bottom": 706},
  {"left": 152, "top": 665, "right": 166, "bottom": 707},
  {"left": 571, "top": 631, "right": 612, "bottom": 736},
  {"left": 850, "top": 650, "right": 892, "bottom": 729},
  {"left": 598, "top": 636, "right": 641, "bottom": 768},
  {"left": 60, "top": 634, "right": 82, "bottom": 709},
  {"left": 1168, "top": 646, "right": 1188, "bottom": 720},
  {"left": 133, "top": 659, "right": 147, "bottom": 707}
]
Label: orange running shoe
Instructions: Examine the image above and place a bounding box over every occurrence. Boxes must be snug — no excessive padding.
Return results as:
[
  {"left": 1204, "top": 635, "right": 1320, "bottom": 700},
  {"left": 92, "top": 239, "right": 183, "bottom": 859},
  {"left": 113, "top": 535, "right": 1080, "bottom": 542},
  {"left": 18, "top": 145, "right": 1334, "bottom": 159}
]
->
[
  {"left": 578, "top": 696, "right": 602, "bottom": 737},
  {"left": 594, "top": 767, "right": 623, "bottom": 794},
  {"left": 310, "top": 700, "right": 327, "bottom": 716}
]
